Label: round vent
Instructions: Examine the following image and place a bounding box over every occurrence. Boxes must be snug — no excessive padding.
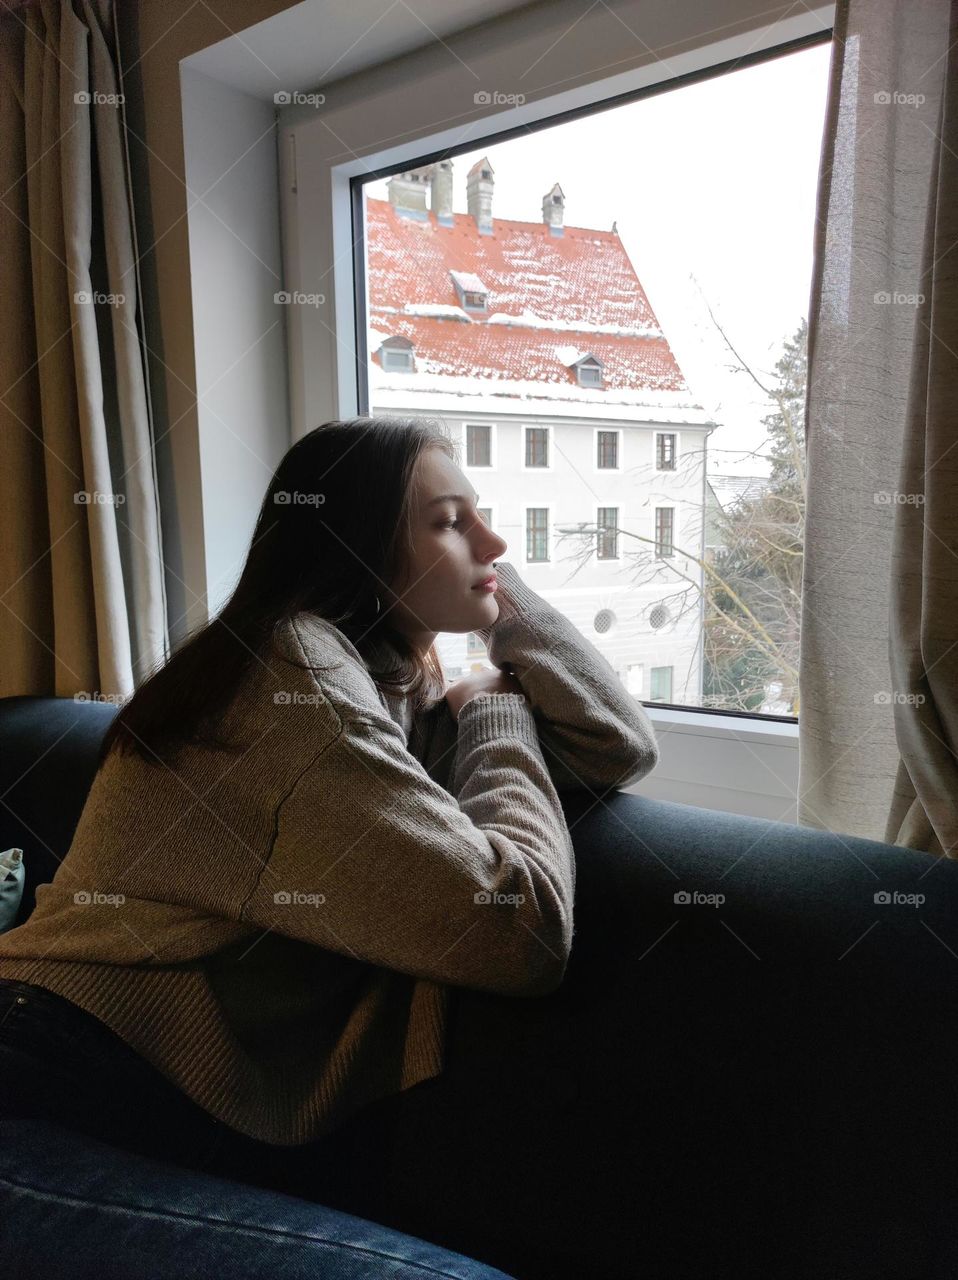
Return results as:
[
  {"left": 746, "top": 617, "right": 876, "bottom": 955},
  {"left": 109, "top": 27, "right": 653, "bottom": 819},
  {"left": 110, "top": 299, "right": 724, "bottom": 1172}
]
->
[
  {"left": 594, "top": 608, "right": 616, "bottom": 634},
  {"left": 649, "top": 604, "right": 671, "bottom": 630}
]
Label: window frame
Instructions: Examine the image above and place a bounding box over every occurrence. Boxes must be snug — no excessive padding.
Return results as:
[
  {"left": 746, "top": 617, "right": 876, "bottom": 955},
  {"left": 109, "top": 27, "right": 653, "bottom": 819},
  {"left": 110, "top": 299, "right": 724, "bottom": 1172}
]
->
[
  {"left": 272, "top": 4, "right": 831, "bottom": 817},
  {"left": 594, "top": 427, "right": 621, "bottom": 471},
  {"left": 463, "top": 420, "right": 497, "bottom": 470}
]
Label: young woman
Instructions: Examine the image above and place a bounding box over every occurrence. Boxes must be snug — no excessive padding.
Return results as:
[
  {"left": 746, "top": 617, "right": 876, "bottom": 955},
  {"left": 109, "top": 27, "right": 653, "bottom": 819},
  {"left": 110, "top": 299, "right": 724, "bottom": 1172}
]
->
[{"left": 2, "top": 417, "right": 955, "bottom": 1280}]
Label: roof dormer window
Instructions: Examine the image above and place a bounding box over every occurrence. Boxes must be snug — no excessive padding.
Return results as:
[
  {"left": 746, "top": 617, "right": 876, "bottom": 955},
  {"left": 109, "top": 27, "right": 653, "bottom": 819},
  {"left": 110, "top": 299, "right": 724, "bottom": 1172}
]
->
[
  {"left": 575, "top": 356, "right": 604, "bottom": 387},
  {"left": 379, "top": 335, "right": 415, "bottom": 372},
  {"left": 450, "top": 270, "right": 488, "bottom": 313}
]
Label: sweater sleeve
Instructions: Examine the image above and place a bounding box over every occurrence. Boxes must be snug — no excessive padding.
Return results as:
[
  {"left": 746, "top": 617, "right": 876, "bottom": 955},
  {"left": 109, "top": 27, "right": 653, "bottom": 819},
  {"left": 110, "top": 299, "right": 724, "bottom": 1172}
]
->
[
  {"left": 239, "top": 690, "right": 575, "bottom": 999},
  {"left": 472, "top": 560, "right": 661, "bottom": 793}
]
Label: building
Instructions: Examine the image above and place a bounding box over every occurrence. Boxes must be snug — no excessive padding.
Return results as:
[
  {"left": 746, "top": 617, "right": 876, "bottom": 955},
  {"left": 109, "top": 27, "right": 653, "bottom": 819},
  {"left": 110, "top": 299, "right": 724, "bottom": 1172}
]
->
[{"left": 364, "top": 156, "right": 716, "bottom": 703}]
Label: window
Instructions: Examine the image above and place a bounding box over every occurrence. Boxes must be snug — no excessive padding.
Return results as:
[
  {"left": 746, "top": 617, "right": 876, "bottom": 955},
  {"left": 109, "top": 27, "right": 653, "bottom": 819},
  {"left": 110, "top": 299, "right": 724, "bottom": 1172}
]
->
[
  {"left": 650, "top": 666, "right": 673, "bottom": 702},
  {"left": 656, "top": 433, "right": 677, "bottom": 470},
  {"left": 381, "top": 344, "right": 413, "bottom": 372},
  {"left": 597, "top": 506, "right": 619, "bottom": 559},
  {"left": 625, "top": 663, "right": 644, "bottom": 696},
  {"left": 526, "top": 508, "right": 549, "bottom": 562},
  {"left": 655, "top": 507, "right": 674, "bottom": 558},
  {"left": 576, "top": 358, "right": 603, "bottom": 387},
  {"left": 346, "top": 30, "right": 830, "bottom": 726},
  {"left": 466, "top": 423, "right": 491, "bottom": 467},
  {"left": 525, "top": 426, "right": 549, "bottom": 467},
  {"left": 477, "top": 507, "right": 492, "bottom": 527},
  {"left": 597, "top": 430, "right": 618, "bottom": 468}
]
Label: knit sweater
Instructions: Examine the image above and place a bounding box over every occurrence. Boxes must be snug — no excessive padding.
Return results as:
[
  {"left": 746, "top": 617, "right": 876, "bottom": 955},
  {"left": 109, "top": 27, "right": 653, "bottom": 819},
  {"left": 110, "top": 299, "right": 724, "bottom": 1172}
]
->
[{"left": 0, "top": 560, "right": 660, "bottom": 1145}]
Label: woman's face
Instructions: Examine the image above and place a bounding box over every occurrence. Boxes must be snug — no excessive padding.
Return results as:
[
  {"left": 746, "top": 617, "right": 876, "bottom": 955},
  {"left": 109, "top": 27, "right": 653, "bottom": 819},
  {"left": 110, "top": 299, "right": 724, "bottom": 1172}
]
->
[{"left": 382, "top": 447, "right": 508, "bottom": 646}]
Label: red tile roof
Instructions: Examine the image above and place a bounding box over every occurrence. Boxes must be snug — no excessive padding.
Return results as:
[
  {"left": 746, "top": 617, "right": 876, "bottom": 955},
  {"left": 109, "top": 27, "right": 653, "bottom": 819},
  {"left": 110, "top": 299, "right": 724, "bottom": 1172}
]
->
[{"left": 366, "top": 197, "right": 692, "bottom": 396}]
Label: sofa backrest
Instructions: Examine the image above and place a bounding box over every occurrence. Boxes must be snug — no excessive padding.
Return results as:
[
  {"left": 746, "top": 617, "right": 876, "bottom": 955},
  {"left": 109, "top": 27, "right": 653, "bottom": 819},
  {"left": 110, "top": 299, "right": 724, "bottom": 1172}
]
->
[{"left": 0, "top": 696, "right": 117, "bottom": 925}]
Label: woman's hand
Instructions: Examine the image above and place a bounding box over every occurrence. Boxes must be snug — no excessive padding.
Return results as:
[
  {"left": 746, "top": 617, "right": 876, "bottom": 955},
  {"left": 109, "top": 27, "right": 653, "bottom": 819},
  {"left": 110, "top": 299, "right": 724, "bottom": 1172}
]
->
[{"left": 444, "top": 665, "right": 525, "bottom": 723}]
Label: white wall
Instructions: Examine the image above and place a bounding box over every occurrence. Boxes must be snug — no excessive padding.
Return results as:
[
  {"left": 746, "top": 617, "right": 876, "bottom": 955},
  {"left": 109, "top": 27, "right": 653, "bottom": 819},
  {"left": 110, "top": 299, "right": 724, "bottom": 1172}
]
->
[{"left": 179, "top": 67, "right": 291, "bottom": 616}]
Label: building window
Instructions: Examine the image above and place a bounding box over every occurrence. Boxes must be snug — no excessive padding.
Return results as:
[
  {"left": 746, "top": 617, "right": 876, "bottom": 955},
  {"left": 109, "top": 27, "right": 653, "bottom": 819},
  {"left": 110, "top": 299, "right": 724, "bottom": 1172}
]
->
[
  {"left": 597, "top": 506, "right": 619, "bottom": 559},
  {"left": 466, "top": 423, "right": 491, "bottom": 467},
  {"left": 650, "top": 666, "right": 673, "bottom": 702},
  {"left": 576, "top": 359, "right": 603, "bottom": 387},
  {"left": 597, "top": 431, "right": 618, "bottom": 468},
  {"left": 625, "top": 663, "right": 644, "bottom": 696},
  {"left": 654, "top": 507, "right": 674, "bottom": 558},
  {"left": 477, "top": 507, "right": 492, "bottom": 527},
  {"left": 656, "top": 433, "right": 677, "bottom": 470},
  {"left": 526, "top": 508, "right": 549, "bottom": 562},
  {"left": 525, "top": 426, "right": 549, "bottom": 467},
  {"left": 463, "top": 291, "right": 487, "bottom": 310},
  {"left": 381, "top": 345, "right": 414, "bottom": 372}
]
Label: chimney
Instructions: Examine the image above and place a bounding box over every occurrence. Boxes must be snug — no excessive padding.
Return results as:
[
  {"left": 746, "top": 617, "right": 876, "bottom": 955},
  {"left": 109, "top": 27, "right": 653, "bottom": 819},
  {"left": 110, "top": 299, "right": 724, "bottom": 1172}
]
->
[
  {"left": 386, "top": 166, "right": 431, "bottom": 220},
  {"left": 430, "top": 158, "right": 454, "bottom": 226},
  {"left": 542, "top": 182, "right": 564, "bottom": 236},
  {"left": 466, "top": 157, "right": 494, "bottom": 236}
]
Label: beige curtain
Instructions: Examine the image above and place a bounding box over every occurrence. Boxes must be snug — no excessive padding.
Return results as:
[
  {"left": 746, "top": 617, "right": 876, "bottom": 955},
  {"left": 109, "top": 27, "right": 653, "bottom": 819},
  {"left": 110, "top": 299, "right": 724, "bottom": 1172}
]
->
[
  {"left": 0, "top": 0, "right": 167, "bottom": 700},
  {"left": 800, "top": 0, "right": 958, "bottom": 855}
]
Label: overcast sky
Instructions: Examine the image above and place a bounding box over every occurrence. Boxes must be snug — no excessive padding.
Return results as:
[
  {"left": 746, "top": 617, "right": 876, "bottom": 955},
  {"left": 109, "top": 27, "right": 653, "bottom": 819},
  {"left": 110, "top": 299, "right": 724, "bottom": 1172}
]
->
[{"left": 365, "top": 40, "right": 833, "bottom": 478}]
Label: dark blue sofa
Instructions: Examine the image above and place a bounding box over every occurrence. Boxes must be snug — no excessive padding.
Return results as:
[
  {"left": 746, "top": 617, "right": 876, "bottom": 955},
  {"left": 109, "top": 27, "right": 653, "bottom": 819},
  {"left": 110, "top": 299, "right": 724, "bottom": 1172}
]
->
[{"left": 2, "top": 694, "right": 958, "bottom": 1279}]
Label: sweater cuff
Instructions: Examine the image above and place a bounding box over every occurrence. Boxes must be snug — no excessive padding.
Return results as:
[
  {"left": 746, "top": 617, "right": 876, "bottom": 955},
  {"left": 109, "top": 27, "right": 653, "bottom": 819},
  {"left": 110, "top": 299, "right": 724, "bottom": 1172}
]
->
[{"left": 455, "top": 692, "right": 539, "bottom": 754}]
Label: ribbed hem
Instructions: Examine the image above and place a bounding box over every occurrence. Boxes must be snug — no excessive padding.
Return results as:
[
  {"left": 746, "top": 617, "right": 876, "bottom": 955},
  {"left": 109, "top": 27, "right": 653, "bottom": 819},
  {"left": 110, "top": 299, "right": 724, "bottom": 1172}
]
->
[{"left": 456, "top": 691, "right": 540, "bottom": 755}]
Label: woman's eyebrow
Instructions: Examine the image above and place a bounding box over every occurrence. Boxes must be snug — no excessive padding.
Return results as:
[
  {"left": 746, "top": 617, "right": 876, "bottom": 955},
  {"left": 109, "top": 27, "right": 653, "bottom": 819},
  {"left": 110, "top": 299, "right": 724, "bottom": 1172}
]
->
[{"left": 426, "top": 491, "right": 480, "bottom": 505}]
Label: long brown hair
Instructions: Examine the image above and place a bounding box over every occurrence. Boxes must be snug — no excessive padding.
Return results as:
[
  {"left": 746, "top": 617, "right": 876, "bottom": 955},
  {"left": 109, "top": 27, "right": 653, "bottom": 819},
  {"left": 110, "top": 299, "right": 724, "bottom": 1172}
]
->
[{"left": 97, "top": 417, "right": 455, "bottom": 767}]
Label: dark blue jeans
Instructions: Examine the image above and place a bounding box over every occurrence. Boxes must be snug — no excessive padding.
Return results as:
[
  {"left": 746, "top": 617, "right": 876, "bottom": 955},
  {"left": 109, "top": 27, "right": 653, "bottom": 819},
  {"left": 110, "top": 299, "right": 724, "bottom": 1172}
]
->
[{"left": 2, "top": 789, "right": 958, "bottom": 1280}]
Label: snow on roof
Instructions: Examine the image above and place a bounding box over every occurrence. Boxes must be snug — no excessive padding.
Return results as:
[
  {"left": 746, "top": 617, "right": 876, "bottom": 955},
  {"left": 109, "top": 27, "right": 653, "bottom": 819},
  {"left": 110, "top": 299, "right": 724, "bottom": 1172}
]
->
[
  {"left": 403, "top": 302, "right": 472, "bottom": 321},
  {"left": 366, "top": 197, "right": 694, "bottom": 397},
  {"left": 449, "top": 270, "right": 487, "bottom": 294}
]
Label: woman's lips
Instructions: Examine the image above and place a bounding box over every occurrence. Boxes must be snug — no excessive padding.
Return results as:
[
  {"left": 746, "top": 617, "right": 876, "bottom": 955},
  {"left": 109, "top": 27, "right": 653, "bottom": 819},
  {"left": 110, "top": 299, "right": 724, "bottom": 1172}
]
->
[{"left": 472, "top": 576, "right": 498, "bottom": 592}]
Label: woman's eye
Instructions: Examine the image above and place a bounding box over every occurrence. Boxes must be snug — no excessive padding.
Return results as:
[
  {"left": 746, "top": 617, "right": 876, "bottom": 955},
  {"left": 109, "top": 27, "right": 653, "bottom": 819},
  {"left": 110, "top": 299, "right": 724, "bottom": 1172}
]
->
[{"left": 440, "top": 518, "right": 461, "bottom": 529}]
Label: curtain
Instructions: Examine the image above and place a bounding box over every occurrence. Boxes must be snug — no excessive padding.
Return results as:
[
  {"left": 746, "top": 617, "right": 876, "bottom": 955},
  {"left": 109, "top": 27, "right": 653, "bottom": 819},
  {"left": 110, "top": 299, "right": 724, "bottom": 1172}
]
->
[
  {"left": 800, "top": 0, "right": 958, "bottom": 855},
  {"left": 0, "top": 0, "right": 167, "bottom": 700}
]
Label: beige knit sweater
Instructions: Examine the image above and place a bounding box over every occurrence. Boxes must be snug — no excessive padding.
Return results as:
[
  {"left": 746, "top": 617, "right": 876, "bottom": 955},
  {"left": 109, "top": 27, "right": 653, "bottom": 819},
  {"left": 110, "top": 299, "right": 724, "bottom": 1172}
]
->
[{"left": 0, "top": 560, "right": 660, "bottom": 1145}]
